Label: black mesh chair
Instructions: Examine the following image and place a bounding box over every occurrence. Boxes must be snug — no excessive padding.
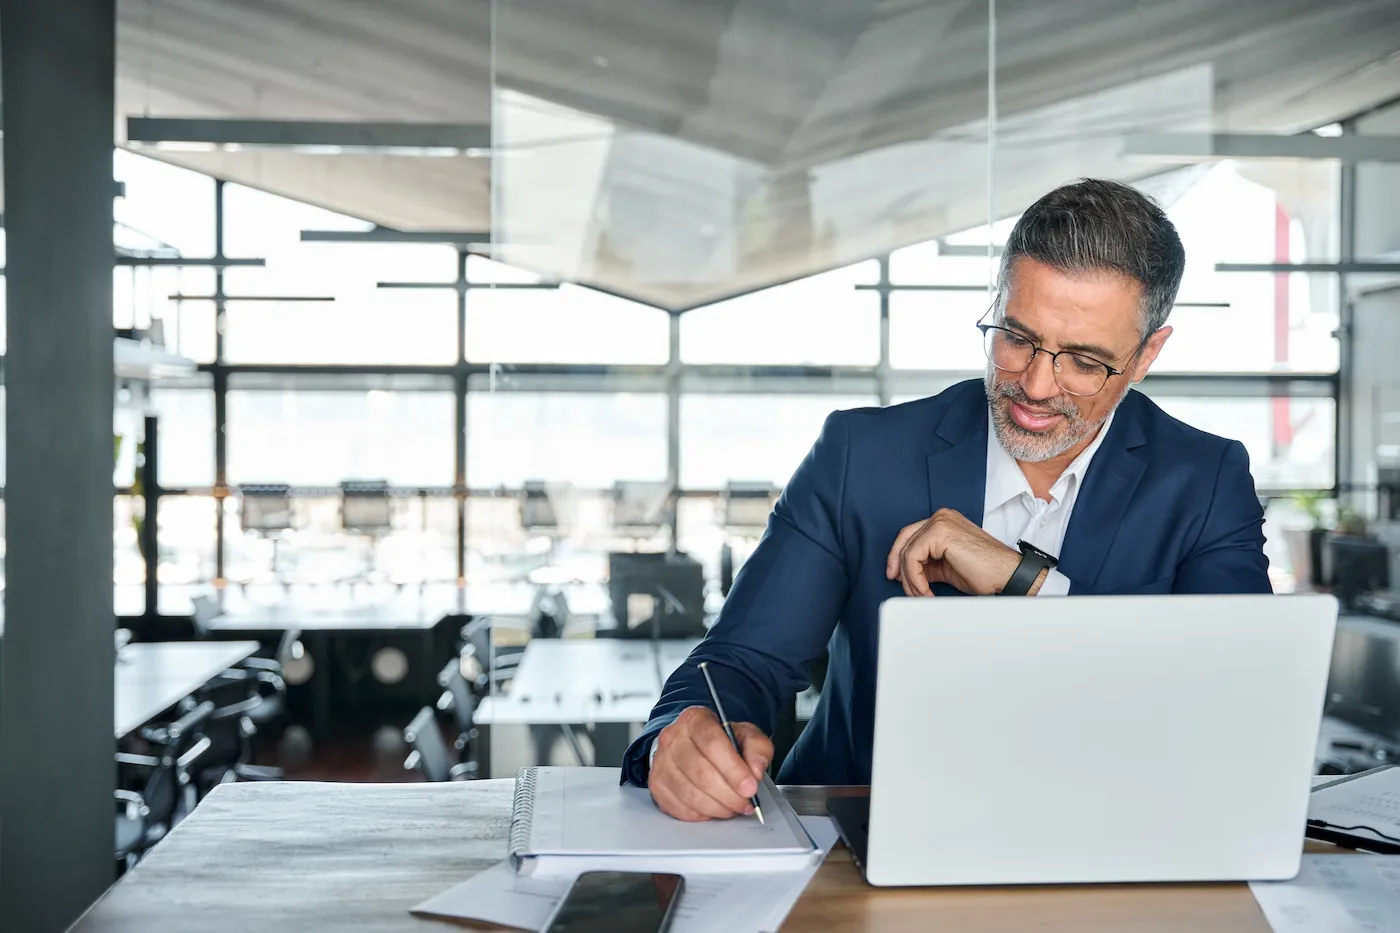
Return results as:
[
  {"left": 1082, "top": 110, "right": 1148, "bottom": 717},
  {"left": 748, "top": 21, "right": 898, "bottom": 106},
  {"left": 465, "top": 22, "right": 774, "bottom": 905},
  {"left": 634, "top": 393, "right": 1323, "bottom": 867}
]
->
[
  {"left": 403, "top": 706, "right": 474, "bottom": 782},
  {"left": 437, "top": 659, "right": 480, "bottom": 776},
  {"left": 115, "top": 701, "right": 214, "bottom": 861},
  {"left": 192, "top": 671, "right": 284, "bottom": 794}
]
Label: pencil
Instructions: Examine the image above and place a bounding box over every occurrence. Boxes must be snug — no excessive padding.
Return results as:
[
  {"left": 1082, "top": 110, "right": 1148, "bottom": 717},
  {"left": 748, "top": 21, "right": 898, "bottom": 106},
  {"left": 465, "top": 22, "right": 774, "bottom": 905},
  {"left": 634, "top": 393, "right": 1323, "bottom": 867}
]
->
[{"left": 698, "top": 661, "right": 765, "bottom": 824}]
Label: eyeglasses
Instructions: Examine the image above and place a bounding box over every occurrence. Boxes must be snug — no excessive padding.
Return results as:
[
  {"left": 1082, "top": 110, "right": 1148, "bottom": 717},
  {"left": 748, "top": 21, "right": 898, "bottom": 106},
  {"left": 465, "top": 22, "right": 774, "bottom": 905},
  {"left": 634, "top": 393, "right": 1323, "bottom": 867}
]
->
[{"left": 976, "top": 312, "right": 1139, "bottom": 398}]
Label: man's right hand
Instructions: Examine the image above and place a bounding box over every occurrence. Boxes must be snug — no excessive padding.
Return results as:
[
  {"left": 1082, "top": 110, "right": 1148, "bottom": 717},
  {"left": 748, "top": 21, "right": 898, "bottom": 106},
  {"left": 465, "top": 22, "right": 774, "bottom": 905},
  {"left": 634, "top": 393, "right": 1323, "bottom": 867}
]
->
[{"left": 648, "top": 706, "right": 773, "bottom": 822}]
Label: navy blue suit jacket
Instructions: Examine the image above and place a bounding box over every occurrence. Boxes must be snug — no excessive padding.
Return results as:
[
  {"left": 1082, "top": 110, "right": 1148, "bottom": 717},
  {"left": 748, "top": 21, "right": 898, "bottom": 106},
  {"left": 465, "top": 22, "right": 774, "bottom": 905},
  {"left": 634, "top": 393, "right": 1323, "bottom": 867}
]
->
[{"left": 621, "top": 379, "right": 1271, "bottom": 786}]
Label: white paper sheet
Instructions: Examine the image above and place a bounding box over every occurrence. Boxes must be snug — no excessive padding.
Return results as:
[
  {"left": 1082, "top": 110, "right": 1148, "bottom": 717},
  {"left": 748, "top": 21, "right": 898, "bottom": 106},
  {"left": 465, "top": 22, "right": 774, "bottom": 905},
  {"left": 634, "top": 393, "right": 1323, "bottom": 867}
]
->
[
  {"left": 411, "top": 815, "right": 840, "bottom": 933},
  {"left": 1249, "top": 856, "right": 1400, "bottom": 933}
]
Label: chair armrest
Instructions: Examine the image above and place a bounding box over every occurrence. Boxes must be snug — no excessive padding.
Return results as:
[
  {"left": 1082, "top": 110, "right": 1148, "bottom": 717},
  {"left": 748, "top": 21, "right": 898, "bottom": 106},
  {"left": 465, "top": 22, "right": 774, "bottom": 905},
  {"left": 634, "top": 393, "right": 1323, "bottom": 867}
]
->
[
  {"left": 251, "top": 669, "right": 286, "bottom": 696},
  {"left": 115, "top": 752, "right": 161, "bottom": 770},
  {"left": 239, "top": 656, "right": 282, "bottom": 674},
  {"left": 176, "top": 735, "right": 213, "bottom": 771},
  {"left": 115, "top": 788, "right": 149, "bottom": 821}
]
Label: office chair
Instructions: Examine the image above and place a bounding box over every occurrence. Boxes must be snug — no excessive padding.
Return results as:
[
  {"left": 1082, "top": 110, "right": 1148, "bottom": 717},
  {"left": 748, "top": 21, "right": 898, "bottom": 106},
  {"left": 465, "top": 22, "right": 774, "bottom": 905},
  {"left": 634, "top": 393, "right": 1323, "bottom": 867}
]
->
[
  {"left": 403, "top": 706, "right": 475, "bottom": 782},
  {"left": 192, "top": 671, "right": 284, "bottom": 794},
  {"left": 718, "top": 481, "right": 777, "bottom": 597},
  {"left": 115, "top": 701, "right": 214, "bottom": 860},
  {"left": 611, "top": 480, "right": 671, "bottom": 542},
  {"left": 340, "top": 479, "right": 394, "bottom": 584},
  {"left": 460, "top": 615, "right": 530, "bottom": 694},
  {"left": 114, "top": 789, "right": 150, "bottom": 870},
  {"left": 519, "top": 479, "right": 560, "bottom": 533},
  {"left": 240, "top": 484, "right": 295, "bottom": 583},
  {"left": 436, "top": 658, "right": 480, "bottom": 776},
  {"left": 190, "top": 594, "right": 292, "bottom": 743}
]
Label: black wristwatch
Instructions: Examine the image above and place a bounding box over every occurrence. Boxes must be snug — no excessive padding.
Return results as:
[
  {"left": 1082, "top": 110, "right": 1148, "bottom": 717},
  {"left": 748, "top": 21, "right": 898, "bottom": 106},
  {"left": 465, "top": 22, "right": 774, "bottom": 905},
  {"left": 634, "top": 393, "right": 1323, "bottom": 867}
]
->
[{"left": 1000, "top": 539, "right": 1058, "bottom": 596}]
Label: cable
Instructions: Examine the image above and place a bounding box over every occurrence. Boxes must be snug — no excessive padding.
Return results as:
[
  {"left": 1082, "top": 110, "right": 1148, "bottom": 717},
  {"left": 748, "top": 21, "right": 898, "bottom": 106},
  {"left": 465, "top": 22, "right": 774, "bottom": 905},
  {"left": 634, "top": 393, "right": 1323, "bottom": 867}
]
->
[{"left": 1307, "top": 819, "right": 1400, "bottom": 845}]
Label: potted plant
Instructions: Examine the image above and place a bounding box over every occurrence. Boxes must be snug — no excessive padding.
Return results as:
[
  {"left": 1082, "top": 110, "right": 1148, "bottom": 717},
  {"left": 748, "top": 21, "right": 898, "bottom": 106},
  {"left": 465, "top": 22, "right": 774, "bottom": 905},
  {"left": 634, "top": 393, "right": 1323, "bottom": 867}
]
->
[{"left": 1289, "top": 491, "right": 1330, "bottom": 591}]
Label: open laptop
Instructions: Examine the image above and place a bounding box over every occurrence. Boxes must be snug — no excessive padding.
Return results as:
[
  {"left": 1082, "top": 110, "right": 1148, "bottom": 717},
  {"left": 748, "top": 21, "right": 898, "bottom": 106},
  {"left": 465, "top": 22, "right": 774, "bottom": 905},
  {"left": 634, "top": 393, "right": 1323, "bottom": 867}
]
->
[{"left": 827, "top": 594, "right": 1338, "bottom": 887}]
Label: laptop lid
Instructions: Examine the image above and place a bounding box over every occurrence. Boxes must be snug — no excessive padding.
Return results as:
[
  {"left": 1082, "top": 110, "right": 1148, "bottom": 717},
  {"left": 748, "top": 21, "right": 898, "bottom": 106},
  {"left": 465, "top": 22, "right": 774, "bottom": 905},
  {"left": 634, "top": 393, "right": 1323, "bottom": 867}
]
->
[{"left": 865, "top": 594, "right": 1337, "bottom": 887}]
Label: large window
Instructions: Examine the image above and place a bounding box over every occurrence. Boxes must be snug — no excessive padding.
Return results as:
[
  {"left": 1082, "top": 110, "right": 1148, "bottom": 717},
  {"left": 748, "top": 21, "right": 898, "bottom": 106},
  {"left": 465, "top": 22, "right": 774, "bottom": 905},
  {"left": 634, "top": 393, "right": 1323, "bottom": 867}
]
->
[
  {"left": 467, "top": 391, "right": 668, "bottom": 488},
  {"left": 682, "top": 262, "right": 881, "bottom": 366},
  {"left": 221, "top": 294, "right": 458, "bottom": 365},
  {"left": 888, "top": 291, "right": 990, "bottom": 371},
  {"left": 1147, "top": 396, "right": 1335, "bottom": 491},
  {"left": 226, "top": 383, "right": 455, "bottom": 486},
  {"left": 465, "top": 261, "right": 669, "bottom": 364},
  {"left": 99, "top": 149, "right": 1342, "bottom": 606},
  {"left": 680, "top": 394, "right": 875, "bottom": 488}
]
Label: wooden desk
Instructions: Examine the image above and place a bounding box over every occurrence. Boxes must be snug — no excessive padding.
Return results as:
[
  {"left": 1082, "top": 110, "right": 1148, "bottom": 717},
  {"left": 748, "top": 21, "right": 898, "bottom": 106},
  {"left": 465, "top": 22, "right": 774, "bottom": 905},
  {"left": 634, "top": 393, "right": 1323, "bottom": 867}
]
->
[
  {"left": 115, "top": 641, "right": 261, "bottom": 738},
  {"left": 69, "top": 778, "right": 1345, "bottom": 932}
]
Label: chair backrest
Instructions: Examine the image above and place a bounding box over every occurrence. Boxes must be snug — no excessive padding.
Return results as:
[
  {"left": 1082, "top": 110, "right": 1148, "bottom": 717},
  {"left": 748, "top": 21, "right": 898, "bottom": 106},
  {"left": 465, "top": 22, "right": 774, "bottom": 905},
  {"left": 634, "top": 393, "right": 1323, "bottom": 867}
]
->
[
  {"left": 144, "top": 701, "right": 214, "bottom": 823},
  {"left": 438, "top": 659, "right": 478, "bottom": 741},
  {"left": 403, "top": 706, "right": 454, "bottom": 782},
  {"left": 190, "top": 594, "right": 221, "bottom": 638}
]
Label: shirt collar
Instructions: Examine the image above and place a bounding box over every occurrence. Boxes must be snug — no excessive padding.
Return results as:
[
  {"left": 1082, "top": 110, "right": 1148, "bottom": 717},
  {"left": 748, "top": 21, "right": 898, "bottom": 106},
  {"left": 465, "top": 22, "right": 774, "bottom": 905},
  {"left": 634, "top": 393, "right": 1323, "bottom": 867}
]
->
[{"left": 985, "top": 407, "right": 1117, "bottom": 512}]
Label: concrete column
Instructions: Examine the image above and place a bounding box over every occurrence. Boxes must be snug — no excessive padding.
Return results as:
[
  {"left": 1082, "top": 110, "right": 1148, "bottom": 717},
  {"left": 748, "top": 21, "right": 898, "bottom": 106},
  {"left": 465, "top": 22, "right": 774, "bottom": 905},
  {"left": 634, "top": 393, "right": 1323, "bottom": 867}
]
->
[{"left": 0, "top": 1, "right": 117, "bottom": 930}]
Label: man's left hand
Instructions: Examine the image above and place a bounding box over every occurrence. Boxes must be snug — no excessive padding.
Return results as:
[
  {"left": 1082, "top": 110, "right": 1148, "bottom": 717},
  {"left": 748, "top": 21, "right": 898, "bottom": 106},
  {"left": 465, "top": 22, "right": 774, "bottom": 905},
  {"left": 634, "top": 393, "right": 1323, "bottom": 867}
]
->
[{"left": 885, "top": 509, "right": 1042, "bottom": 596}]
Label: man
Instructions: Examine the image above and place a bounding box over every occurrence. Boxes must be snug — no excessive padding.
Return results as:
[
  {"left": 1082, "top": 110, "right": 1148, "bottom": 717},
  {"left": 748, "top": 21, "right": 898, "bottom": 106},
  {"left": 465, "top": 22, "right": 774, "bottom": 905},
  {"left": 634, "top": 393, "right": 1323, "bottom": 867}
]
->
[{"left": 623, "top": 178, "right": 1271, "bottom": 822}]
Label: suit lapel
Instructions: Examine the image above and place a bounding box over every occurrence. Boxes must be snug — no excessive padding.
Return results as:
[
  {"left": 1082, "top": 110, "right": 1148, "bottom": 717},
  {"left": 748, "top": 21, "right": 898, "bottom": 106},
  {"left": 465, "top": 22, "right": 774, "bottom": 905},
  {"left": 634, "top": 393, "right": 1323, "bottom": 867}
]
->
[
  {"left": 1056, "top": 397, "right": 1148, "bottom": 592},
  {"left": 926, "top": 389, "right": 989, "bottom": 527}
]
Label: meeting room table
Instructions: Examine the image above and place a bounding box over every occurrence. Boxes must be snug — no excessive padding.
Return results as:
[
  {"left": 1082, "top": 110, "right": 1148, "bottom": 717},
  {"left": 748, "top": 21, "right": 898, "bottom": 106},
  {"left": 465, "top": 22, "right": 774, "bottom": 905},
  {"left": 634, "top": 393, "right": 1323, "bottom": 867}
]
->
[
  {"left": 69, "top": 776, "right": 1356, "bottom": 932},
  {"left": 114, "top": 641, "right": 261, "bottom": 738}
]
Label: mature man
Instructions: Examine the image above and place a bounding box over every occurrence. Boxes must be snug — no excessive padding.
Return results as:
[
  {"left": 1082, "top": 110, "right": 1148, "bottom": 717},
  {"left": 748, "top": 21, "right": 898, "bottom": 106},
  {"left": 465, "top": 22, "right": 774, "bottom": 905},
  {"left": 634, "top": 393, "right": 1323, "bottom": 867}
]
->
[{"left": 623, "top": 178, "right": 1271, "bottom": 821}]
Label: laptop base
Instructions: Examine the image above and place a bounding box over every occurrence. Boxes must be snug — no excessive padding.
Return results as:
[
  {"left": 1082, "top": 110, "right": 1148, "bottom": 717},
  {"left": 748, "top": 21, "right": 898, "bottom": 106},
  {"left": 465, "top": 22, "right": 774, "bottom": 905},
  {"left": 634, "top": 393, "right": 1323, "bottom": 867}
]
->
[{"left": 826, "top": 796, "right": 872, "bottom": 879}]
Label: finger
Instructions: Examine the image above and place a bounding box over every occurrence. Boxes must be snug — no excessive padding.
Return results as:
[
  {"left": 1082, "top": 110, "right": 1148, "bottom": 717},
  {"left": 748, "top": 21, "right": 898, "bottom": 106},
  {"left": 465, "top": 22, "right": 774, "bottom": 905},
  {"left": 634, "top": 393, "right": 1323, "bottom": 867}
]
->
[
  {"left": 734, "top": 725, "right": 774, "bottom": 781},
  {"left": 669, "top": 731, "right": 752, "bottom": 815},
  {"left": 667, "top": 755, "right": 747, "bottom": 820},
  {"left": 901, "top": 531, "right": 938, "bottom": 597},
  {"left": 649, "top": 776, "right": 708, "bottom": 822},
  {"left": 885, "top": 523, "right": 921, "bottom": 579},
  {"left": 693, "top": 725, "right": 762, "bottom": 803}
]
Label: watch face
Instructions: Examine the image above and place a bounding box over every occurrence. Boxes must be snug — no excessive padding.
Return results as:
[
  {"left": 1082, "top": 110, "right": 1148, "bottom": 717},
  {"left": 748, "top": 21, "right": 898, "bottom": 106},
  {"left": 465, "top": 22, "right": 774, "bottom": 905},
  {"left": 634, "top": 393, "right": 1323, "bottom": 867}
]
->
[{"left": 1018, "top": 541, "right": 1057, "bottom": 564}]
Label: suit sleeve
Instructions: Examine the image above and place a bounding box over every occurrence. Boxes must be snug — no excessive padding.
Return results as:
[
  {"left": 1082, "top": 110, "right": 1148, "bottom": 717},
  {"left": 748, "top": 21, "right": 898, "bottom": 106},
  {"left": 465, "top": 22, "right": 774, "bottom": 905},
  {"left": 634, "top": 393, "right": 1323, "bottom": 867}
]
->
[
  {"left": 620, "top": 412, "right": 854, "bottom": 785},
  {"left": 1169, "top": 439, "right": 1272, "bottom": 594}
]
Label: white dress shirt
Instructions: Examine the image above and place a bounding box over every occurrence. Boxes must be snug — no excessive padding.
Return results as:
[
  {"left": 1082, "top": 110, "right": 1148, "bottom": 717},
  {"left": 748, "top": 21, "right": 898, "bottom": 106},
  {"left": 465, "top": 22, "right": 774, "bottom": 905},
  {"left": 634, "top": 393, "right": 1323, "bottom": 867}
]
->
[{"left": 981, "top": 409, "right": 1115, "bottom": 596}]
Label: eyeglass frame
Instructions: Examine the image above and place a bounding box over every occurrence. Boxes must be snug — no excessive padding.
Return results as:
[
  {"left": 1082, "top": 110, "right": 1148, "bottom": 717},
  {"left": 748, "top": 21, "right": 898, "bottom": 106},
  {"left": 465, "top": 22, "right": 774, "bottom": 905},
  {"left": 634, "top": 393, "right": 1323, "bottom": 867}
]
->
[{"left": 975, "top": 304, "right": 1152, "bottom": 398}]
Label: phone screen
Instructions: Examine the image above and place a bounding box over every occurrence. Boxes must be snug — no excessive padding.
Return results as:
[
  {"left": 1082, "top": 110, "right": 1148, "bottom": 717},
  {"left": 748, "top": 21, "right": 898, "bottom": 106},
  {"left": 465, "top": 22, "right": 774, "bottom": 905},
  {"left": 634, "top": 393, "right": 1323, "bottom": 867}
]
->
[{"left": 543, "top": 871, "right": 685, "bottom": 933}]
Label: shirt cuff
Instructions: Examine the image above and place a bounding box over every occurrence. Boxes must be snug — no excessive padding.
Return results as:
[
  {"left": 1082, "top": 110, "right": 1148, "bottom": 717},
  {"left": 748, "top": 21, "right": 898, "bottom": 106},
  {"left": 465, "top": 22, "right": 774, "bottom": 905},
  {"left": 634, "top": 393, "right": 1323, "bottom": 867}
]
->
[{"left": 1036, "top": 568, "right": 1072, "bottom": 596}]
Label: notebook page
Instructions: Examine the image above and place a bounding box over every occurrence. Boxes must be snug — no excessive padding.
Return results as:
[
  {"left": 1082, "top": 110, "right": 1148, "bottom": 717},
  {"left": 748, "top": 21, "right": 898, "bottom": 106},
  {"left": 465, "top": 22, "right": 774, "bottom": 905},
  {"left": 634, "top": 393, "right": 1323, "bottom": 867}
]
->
[
  {"left": 527, "top": 767, "right": 813, "bottom": 857},
  {"left": 1310, "top": 769, "right": 1400, "bottom": 842}
]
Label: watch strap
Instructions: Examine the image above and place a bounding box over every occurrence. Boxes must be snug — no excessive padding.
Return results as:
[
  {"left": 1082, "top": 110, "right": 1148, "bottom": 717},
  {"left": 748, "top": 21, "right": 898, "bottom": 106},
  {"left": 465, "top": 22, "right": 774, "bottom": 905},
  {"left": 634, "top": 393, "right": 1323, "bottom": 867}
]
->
[{"left": 1001, "top": 540, "right": 1057, "bottom": 596}]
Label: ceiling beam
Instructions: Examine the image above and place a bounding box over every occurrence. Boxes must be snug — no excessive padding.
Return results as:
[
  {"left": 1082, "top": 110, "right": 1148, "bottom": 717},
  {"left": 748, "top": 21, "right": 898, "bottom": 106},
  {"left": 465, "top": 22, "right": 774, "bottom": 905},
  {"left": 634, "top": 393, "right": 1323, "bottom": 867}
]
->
[
  {"left": 115, "top": 256, "right": 265, "bottom": 267},
  {"left": 1124, "top": 133, "right": 1400, "bottom": 163},
  {"left": 301, "top": 228, "right": 489, "bottom": 245},
  {"left": 126, "top": 117, "right": 491, "bottom": 154}
]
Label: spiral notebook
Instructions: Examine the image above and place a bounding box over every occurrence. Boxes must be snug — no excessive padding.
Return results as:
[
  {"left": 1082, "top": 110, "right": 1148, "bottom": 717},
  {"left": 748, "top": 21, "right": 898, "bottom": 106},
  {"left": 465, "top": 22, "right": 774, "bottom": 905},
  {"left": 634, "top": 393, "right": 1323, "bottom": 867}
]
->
[{"left": 507, "top": 766, "right": 821, "bottom": 875}]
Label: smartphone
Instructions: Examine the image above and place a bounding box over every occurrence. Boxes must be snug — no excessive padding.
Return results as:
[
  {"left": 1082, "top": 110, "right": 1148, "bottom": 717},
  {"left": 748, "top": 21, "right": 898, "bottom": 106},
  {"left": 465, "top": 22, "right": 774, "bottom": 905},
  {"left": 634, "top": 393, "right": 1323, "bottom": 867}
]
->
[{"left": 540, "top": 870, "right": 685, "bottom": 933}]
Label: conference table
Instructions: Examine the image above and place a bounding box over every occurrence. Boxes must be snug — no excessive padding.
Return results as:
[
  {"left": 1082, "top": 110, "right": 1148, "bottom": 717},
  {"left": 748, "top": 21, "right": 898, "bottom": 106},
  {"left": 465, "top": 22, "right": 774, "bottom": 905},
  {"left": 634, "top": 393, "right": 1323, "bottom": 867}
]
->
[
  {"left": 69, "top": 776, "right": 1351, "bottom": 932},
  {"left": 114, "top": 641, "right": 261, "bottom": 738},
  {"left": 475, "top": 637, "right": 704, "bottom": 727}
]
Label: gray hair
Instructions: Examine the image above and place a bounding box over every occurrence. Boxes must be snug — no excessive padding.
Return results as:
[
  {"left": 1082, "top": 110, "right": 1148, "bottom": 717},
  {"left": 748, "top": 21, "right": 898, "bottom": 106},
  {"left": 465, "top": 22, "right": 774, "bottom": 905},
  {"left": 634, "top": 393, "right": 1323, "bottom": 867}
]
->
[{"left": 996, "top": 178, "right": 1186, "bottom": 340}]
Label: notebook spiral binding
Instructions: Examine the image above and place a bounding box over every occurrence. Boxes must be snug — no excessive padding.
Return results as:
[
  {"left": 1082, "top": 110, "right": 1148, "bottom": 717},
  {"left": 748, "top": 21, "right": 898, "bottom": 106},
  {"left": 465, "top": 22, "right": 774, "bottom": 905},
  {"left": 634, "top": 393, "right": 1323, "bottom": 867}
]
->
[{"left": 507, "top": 767, "right": 539, "bottom": 870}]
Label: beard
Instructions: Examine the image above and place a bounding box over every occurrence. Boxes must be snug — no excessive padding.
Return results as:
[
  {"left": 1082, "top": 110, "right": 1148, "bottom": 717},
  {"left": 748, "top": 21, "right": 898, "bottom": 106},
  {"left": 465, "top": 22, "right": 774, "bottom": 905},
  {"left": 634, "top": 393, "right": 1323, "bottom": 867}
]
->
[{"left": 984, "top": 367, "right": 1123, "bottom": 463}]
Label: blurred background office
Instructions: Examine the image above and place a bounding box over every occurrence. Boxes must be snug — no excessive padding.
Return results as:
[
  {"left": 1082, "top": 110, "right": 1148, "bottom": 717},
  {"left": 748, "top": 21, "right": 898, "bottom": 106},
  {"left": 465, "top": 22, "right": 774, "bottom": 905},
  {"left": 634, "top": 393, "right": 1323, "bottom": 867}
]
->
[{"left": 4, "top": 0, "right": 1400, "bottom": 928}]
